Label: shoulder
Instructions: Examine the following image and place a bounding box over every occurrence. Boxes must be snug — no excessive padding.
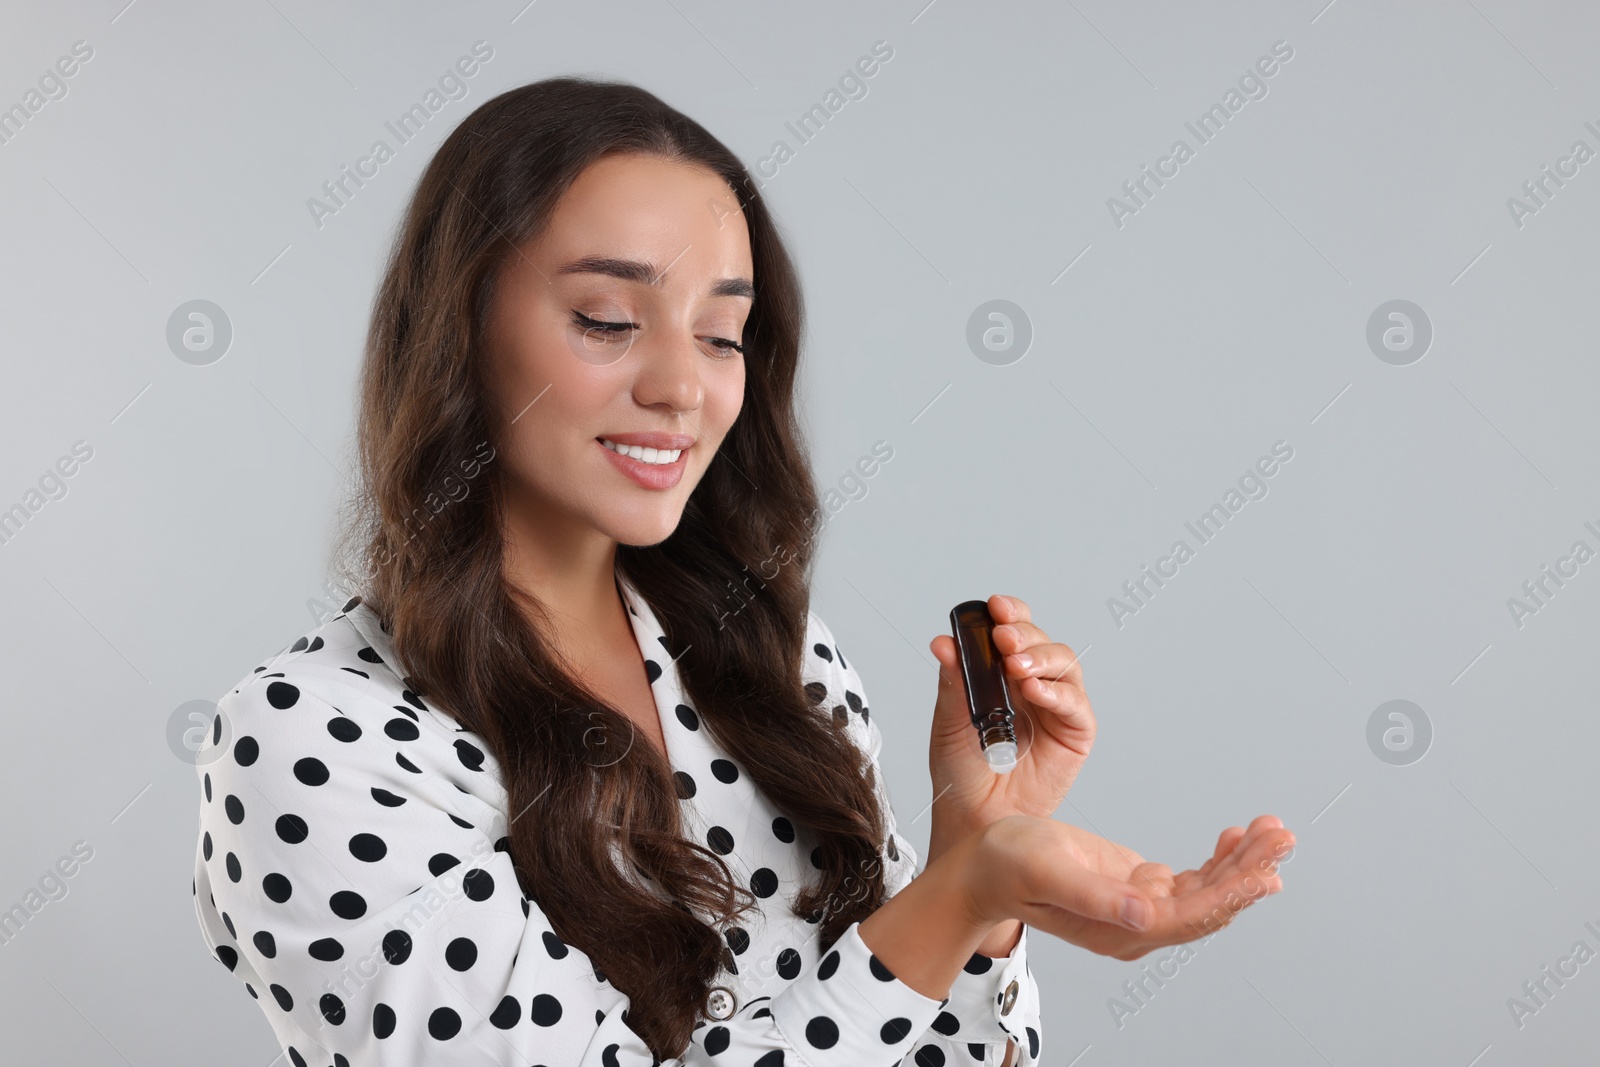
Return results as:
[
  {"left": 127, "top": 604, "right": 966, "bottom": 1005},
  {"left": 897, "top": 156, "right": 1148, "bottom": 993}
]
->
[{"left": 199, "top": 597, "right": 507, "bottom": 831}]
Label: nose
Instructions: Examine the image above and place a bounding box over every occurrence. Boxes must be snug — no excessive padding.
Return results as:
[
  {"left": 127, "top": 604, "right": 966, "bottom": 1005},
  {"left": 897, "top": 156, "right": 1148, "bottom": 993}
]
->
[{"left": 631, "top": 324, "right": 705, "bottom": 416}]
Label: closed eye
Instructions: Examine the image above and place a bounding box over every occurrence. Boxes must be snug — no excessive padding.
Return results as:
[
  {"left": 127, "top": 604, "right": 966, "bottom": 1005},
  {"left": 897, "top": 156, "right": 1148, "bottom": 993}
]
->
[{"left": 571, "top": 310, "right": 745, "bottom": 356}]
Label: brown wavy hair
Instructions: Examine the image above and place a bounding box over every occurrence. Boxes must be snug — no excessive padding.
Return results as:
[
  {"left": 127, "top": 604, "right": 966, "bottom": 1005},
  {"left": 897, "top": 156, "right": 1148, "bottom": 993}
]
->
[{"left": 328, "top": 76, "right": 891, "bottom": 1058}]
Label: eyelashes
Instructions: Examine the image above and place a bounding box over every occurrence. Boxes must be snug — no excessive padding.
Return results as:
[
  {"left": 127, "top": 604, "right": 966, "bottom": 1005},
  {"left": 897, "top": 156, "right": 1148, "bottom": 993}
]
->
[{"left": 570, "top": 310, "right": 745, "bottom": 355}]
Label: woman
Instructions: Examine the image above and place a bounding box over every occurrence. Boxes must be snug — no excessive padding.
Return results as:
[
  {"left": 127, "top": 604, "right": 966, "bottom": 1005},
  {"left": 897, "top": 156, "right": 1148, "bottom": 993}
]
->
[{"left": 191, "top": 76, "right": 1294, "bottom": 1067}]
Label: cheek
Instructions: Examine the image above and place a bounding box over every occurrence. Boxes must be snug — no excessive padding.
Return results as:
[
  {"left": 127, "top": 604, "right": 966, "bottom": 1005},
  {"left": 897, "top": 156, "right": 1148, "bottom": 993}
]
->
[{"left": 705, "top": 360, "right": 746, "bottom": 438}]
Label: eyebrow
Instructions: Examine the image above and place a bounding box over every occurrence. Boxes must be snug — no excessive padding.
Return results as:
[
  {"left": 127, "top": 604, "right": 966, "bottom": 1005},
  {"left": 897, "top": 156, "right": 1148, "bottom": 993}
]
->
[{"left": 554, "top": 255, "right": 755, "bottom": 300}]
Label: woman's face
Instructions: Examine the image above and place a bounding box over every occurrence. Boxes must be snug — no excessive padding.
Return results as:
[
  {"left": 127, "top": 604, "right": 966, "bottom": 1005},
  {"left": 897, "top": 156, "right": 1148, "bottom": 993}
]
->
[{"left": 484, "top": 152, "right": 753, "bottom": 551}]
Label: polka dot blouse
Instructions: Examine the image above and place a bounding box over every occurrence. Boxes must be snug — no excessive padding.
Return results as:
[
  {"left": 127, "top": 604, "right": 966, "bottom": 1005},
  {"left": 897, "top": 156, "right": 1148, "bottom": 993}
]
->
[{"left": 192, "top": 573, "right": 1042, "bottom": 1067}]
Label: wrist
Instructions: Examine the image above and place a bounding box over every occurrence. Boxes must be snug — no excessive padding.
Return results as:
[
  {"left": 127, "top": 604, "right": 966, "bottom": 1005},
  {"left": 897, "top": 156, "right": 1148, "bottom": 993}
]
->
[{"left": 975, "top": 918, "right": 1023, "bottom": 958}]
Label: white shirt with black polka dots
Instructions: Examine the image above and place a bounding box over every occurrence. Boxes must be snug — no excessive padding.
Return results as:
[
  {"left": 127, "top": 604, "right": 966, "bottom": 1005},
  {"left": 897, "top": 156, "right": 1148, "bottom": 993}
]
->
[{"left": 192, "top": 573, "right": 1043, "bottom": 1067}]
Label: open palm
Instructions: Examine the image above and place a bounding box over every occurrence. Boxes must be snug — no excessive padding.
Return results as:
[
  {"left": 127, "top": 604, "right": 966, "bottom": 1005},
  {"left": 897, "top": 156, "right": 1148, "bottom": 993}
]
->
[{"left": 989, "top": 814, "right": 1294, "bottom": 961}]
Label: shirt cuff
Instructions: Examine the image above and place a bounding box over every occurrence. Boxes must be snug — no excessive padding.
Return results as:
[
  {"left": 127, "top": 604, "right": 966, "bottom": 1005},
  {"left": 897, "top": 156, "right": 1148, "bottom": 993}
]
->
[
  {"left": 935, "top": 923, "right": 1037, "bottom": 1046},
  {"left": 768, "top": 918, "right": 949, "bottom": 1066}
]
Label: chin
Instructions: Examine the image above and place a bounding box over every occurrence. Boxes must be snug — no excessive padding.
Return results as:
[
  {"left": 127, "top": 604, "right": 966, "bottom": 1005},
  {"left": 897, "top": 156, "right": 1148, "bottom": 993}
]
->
[{"left": 601, "top": 506, "right": 687, "bottom": 548}]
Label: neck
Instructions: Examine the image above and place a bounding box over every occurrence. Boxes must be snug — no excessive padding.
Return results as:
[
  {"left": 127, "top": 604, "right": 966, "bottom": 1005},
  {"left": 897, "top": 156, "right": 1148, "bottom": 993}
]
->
[{"left": 500, "top": 495, "right": 625, "bottom": 663}]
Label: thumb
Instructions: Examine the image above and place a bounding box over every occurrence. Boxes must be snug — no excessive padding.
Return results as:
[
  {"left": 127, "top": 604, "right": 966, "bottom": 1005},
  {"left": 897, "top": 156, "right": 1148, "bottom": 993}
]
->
[{"left": 929, "top": 634, "right": 974, "bottom": 739}]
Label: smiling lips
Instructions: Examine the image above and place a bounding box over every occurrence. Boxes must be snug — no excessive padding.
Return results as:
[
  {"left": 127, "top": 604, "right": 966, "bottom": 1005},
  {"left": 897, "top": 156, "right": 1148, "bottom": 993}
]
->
[{"left": 597, "top": 432, "right": 694, "bottom": 490}]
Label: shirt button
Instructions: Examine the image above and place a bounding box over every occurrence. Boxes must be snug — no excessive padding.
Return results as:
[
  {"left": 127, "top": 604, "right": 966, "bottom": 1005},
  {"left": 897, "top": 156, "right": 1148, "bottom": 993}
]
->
[
  {"left": 705, "top": 985, "right": 736, "bottom": 1021},
  {"left": 1000, "top": 978, "right": 1019, "bottom": 1016}
]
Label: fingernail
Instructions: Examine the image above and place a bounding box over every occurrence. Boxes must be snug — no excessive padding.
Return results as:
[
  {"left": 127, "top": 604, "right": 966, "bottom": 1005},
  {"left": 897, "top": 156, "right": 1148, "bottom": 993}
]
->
[
  {"left": 1121, "top": 896, "right": 1149, "bottom": 931},
  {"left": 1010, "top": 652, "right": 1033, "bottom": 669}
]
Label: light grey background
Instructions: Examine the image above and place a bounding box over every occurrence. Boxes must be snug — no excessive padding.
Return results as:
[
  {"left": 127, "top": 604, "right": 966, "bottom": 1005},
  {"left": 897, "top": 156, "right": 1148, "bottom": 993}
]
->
[{"left": 2, "top": 0, "right": 1596, "bottom": 1063}]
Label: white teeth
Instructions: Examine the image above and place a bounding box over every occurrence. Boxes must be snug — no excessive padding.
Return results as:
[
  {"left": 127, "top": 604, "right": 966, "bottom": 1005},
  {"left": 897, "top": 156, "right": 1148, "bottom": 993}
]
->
[{"left": 601, "top": 438, "right": 682, "bottom": 465}]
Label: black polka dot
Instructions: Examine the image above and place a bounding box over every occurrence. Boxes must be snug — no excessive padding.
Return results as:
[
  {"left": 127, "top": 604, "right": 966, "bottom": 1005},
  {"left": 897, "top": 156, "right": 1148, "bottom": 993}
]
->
[
  {"left": 750, "top": 868, "right": 778, "bottom": 897},
  {"left": 445, "top": 937, "right": 478, "bottom": 971},
  {"left": 428, "top": 1007, "right": 461, "bottom": 1039},
  {"left": 675, "top": 704, "right": 699, "bottom": 730},
  {"left": 881, "top": 1018, "right": 913, "bottom": 1043},
  {"left": 818, "top": 950, "right": 840, "bottom": 980},
  {"left": 270, "top": 983, "right": 294, "bottom": 1011},
  {"left": 252, "top": 930, "right": 276, "bottom": 958},
  {"left": 371, "top": 787, "right": 406, "bottom": 807},
  {"left": 308, "top": 937, "right": 344, "bottom": 961},
  {"left": 224, "top": 795, "right": 245, "bottom": 824},
  {"left": 428, "top": 853, "right": 459, "bottom": 876},
  {"left": 396, "top": 752, "right": 421, "bottom": 774},
  {"left": 542, "top": 930, "right": 569, "bottom": 958},
  {"left": 800, "top": 1017, "right": 838, "bottom": 1049},
  {"left": 776, "top": 947, "right": 801, "bottom": 979},
  {"left": 704, "top": 1025, "right": 731, "bottom": 1054},
  {"left": 372, "top": 1002, "right": 396, "bottom": 1039},
  {"left": 869, "top": 954, "right": 897, "bottom": 981},
  {"left": 454, "top": 739, "right": 485, "bottom": 771},
  {"left": 233, "top": 736, "right": 259, "bottom": 766},
  {"left": 357, "top": 646, "right": 382, "bottom": 664},
  {"left": 530, "top": 993, "right": 563, "bottom": 1026},
  {"left": 215, "top": 945, "right": 237, "bottom": 971},
  {"left": 967, "top": 1043, "right": 987, "bottom": 1060},
  {"left": 382, "top": 930, "right": 412, "bottom": 965},
  {"left": 221, "top": 911, "right": 235, "bottom": 938},
  {"left": 385, "top": 717, "right": 420, "bottom": 742},
  {"left": 725, "top": 927, "right": 750, "bottom": 955},
  {"left": 1027, "top": 1027, "right": 1039, "bottom": 1059},
  {"left": 932, "top": 1011, "right": 960, "bottom": 1035},
  {"left": 330, "top": 891, "right": 367, "bottom": 919},
  {"left": 707, "top": 826, "right": 735, "bottom": 854},
  {"left": 320, "top": 993, "right": 346, "bottom": 1025},
  {"left": 275, "top": 814, "right": 309, "bottom": 844},
  {"left": 963, "top": 952, "right": 993, "bottom": 974},
  {"left": 674, "top": 771, "right": 697, "bottom": 798},
  {"left": 914, "top": 1045, "right": 946, "bottom": 1067},
  {"left": 201, "top": 831, "right": 213, "bottom": 860},
  {"left": 262, "top": 873, "right": 292, "bottom": 902},
  {"left": 462, "top": 869, "right": 494, "bottom": 901},
  {"left": 349, "top": 833, "right": 387, "bottom": 862},
  {"left": 771, "top": 816, "right": 795, "bottom": 843},
  {"left": 602, "top": 1043, "right": 622, "bottom": 1067},
  {"left": 203, "top": 773, "right": 210, "bottom": 802},
  {"left": 755, "top": 1049, "right": 785, "bottom": 1067},
  {"left": 293, "top": 757, "right": 329, "bottom": 786},
  {"left": 813, "top": 642, "right": 834, "bottom": 663},
  {"left": 266, "top": 681, "right": 300, "bottom": 709},
  {"left": 643, "top": 659, "right": 662, "bottom": 684},
  {"left": 490, "top": 995, "right": 520, "bottom": 1029},
  {"left": 224, "top": 853, "right": 241, "bottom": 882},
  {"left": 288, "top": 1047, "right": 306, "bottom": 1067},
  {"left": 710, "top": 759, "right": 739, "bottom": 784},
  {"left": 327, "top": 717, "right": 362, "bottom": 742}
]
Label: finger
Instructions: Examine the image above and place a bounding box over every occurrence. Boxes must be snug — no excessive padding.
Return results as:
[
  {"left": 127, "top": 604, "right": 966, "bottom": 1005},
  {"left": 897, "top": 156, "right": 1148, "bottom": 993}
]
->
[
  {"left": 1000, "top": 640, "right": 1084, "bottom": 686},
  {"left": 990, "top": 621, "right": 1052, "bottom": 656},
  {"left": 988, "top": 594, "right": 1032, "bottom": 626}
]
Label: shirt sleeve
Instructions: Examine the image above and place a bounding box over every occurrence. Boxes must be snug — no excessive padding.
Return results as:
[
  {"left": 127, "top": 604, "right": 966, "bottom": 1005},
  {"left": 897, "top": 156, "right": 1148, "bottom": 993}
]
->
[
  {"left": 805, "top": 612, "right": 1045, "bottom": 1067},
  {"left": 193, "top": 666, "right": 961, "bottom": 1067}
]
